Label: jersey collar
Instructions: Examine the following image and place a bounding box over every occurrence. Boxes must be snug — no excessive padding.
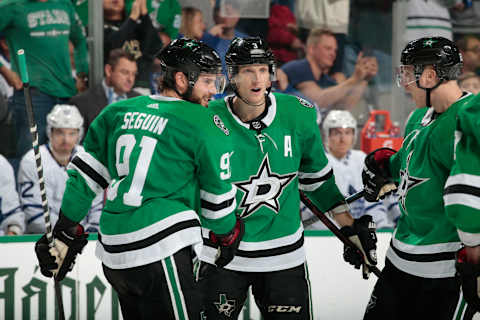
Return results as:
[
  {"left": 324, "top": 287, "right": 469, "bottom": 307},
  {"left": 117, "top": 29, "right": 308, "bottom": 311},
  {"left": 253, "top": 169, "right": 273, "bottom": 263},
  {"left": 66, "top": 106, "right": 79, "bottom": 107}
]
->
[{"left": 224, "top": 92, "right": 277, "bottom": 130}]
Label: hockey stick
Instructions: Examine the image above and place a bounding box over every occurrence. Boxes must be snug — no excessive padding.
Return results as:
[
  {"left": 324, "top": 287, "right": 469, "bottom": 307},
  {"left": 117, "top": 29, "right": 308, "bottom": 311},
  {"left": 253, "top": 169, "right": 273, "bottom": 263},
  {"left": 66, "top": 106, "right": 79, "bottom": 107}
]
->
[
  {"left": 17, "top": 50, "right": 66, "bottom": 320},
  {"left": 302, "top": 190, "right": 365, "bottom": 227},
  {"left": 299, "top": 190, "right": 382, "bottom": 278}
]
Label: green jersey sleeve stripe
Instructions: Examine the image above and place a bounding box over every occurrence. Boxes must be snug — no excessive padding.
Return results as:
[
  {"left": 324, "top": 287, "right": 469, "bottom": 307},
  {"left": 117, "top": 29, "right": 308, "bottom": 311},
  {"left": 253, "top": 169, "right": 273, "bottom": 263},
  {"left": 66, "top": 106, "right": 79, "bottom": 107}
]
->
[
  {"left": 445, "top": 173, "right": 480, "bottom": 190},
  {"left": 68, "top": 162, "right": 105, "bottom": 195},
  {"left": 200, "top": 185, "right": 237, "bottom": 204},
  {"left": 201, "top": 198, "right": 237, "bottom": 220},
  {"left": 457, "top": 229, "right": 480, "bottom": 246},
  {"left": 71, "top": 151, "right": 111, "bottom": 183},
  {"left": 71, "top": 156, "right": 109, "bottom": 189},
  {"left": 298, "top": 163, "right": 332, "bottom": 179},
  {"left": 298, "top": 169, "right": 334, "bottom": 192}
]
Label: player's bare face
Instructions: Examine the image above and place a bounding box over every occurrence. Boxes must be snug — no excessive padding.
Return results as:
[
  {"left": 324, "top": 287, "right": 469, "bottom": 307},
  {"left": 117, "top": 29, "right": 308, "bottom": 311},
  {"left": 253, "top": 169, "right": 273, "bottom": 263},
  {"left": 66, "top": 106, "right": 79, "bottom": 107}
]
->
[
  {"left": 328, "top": 127, "right": 354, "bottom": 159},
  {"left": 191, "top": 74, "right": 225, "bottom": 107},
  {"left": 50, "top": 128, "right": 79, "bottom": 156},
  {"left": 235, "top": 64, "right": 271, "bottom": 105}
]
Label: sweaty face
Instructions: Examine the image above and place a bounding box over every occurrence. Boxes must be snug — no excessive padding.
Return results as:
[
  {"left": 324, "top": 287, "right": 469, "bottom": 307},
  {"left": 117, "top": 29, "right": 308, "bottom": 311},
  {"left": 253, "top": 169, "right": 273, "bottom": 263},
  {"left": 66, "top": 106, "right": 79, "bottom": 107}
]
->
[
  {"left": 50, "top": 128, "right": 79, "bottom": 156},
  {"left": 327, "top": 128, "right": 355, "bottom": 159},
  {"left": 233, "top": 64, "right": 271, "bottom": 106},
  {"left": 107, "top": 57, "right": 137, "bottom": 95},
  {"left": 191, "top": 73, "right": 226, "bottom": 107},
  {"left": 312, "top": 35, "right": 337, "bottom": 69}
]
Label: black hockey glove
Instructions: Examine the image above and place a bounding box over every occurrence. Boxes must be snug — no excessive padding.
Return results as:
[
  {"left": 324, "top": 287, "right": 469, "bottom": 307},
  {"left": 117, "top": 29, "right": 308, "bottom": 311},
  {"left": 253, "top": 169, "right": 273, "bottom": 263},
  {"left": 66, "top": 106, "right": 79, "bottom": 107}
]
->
[
  {"left": 362, "top": 147, "right": 397, "bottom": 202},
  {"left": 209, "top": 216, "right": 245, "bottom": 268},
  {"left": 340, "top": 215, "right": 378, "bottom": 279},
  {"left": 35, "top": 212, "right": 88, "bottom": 281},
  {"left": 455, "top": 247, "right": 480, "bottom": 311}
]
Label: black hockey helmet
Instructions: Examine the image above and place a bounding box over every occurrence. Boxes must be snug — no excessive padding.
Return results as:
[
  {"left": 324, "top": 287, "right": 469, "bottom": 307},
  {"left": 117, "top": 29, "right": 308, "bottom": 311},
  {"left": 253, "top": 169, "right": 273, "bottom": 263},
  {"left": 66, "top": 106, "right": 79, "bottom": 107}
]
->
[
  {"left": 156, "top": 38, "right": 225, "bottom": 96},
  {"left": 225, "top": 37, "right": 276, "bottom": 81},
  {"left": 400, "top": 37, "right": 463, "bottom": 81}
]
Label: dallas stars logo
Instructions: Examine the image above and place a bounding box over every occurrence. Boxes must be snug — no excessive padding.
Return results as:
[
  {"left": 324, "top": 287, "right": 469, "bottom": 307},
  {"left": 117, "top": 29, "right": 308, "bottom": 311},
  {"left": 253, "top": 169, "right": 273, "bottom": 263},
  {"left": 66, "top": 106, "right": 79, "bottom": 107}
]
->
[
  {"left": 423, "top": 39, "right": 437, "bottom": 47},
  {"left": 235, "top": 154, "right": 296, "bottom": 218},
  {"left": 398, "top": 151, "right": 429, "bottom": 214},
  {"left": 214, "top": 294, "right": 236, "bottom": 317}
]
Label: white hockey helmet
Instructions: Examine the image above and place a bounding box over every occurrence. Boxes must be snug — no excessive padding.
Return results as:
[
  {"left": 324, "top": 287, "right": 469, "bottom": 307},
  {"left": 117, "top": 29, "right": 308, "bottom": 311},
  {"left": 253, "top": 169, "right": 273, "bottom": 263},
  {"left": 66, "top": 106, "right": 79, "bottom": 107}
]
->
[
  {"left": 322, "top": 110, "right": 357, "bottom": 142},
  {"left": 47, "top": 104, "right": 84, "bottom": 141}
]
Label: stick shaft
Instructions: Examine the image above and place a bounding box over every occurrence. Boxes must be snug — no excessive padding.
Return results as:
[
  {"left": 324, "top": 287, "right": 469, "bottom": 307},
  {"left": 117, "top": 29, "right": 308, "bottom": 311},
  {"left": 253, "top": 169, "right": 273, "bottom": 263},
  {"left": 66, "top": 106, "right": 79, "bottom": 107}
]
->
[
  {"left": 17, "top": 49, "right": 65, "bottom": 320},
  {"left": 300, "top": 191, "right": 382, "bottom": 278}
]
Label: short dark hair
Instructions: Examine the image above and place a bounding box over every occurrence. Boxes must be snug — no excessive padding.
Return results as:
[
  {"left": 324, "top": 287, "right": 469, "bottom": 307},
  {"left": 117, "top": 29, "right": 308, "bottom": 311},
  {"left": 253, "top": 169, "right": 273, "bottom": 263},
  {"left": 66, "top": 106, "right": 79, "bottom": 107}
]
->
[{"left": 106, "top": 48, "right": 136, "bottom": 69}]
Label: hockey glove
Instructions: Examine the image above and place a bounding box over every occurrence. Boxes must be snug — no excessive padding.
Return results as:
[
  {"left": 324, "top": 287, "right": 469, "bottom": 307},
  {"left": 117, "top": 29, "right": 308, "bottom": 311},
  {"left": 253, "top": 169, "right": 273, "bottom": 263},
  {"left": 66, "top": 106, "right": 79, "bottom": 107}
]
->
[
  {"left": 34, "top": 212, "right": 88, "bottom": 281},
  {"left": 209, "top": 216, "right": 245, "bottom": 268},
  {"left": 362, "top": 147, "right": 397, "bottom": 202},
  {"left": 340, "top": 215, "right": 378, "bottom": 279},
  {"left": 455, "top": 247, "right": 480, "bottom": 311}
]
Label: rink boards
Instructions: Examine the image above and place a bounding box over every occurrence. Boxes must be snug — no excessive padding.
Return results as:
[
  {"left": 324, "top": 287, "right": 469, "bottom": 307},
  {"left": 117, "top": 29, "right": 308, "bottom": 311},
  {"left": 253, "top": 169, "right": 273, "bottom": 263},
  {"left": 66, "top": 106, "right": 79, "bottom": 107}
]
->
[{"left": 0, "top": 231, "right": 393, "bottom": 320}]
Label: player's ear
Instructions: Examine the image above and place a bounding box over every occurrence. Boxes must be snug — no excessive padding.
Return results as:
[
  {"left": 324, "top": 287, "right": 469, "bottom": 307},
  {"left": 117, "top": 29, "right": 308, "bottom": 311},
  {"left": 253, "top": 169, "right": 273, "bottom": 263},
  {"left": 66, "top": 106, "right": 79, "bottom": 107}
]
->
[
  {"left": 174, "top": 71, "right": 188, "bottom": 94},
  {"left": 419, "top": 67, "right": 437, "bottom": 88}
]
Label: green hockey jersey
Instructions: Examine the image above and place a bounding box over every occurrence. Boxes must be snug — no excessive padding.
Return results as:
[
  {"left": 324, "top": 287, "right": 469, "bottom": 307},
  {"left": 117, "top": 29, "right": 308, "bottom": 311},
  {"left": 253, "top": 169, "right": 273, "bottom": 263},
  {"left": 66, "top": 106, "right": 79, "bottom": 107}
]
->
[
  {"left": 387, "top": 93, "right": 475, "bottom": 278},
  {"left": 61, "top": 95, "right": 237, "bottom": 269},
  {"left": 444, "top": 93, "right": 480, "bottom": 246},
  {"left": 199, "top": 93, "right": 345, "bottom": 272}
]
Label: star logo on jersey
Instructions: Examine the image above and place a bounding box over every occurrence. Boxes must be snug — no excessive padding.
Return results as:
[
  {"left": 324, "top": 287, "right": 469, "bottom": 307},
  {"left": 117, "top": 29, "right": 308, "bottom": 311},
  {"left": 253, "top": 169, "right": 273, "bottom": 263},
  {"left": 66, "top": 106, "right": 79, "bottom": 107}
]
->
[
  {"left": 397, "top": 151, "right": 429, "bottom": 215},
  {"left": 214, "top": 294, "right": 236, "bottom": 317},
  {"left": 423, "top": 39, "right": 437, "bottom": 47},
  {"left": 235, "top": 154, "right": 296, "bottom": 218}
]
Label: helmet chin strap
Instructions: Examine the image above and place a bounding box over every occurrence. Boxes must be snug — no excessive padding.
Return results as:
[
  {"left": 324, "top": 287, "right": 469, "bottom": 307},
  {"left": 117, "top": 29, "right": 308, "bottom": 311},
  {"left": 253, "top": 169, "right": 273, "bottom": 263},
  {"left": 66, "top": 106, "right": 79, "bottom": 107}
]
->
[{"left": 416, "top": 79, "right": 443, "bottom": 108}]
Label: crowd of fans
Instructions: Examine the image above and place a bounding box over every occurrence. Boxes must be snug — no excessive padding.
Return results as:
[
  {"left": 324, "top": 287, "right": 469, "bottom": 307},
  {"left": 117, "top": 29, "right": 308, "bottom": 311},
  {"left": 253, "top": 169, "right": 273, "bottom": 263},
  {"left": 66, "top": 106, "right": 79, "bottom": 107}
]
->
[{"left": 0, "top": 0, "right": 479, "bottom": 235}]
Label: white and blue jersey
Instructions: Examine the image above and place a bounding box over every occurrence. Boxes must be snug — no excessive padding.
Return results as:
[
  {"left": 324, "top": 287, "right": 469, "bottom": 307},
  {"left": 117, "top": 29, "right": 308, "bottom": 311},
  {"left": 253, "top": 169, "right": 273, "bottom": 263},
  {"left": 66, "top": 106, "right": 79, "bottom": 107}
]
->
[
  {"left": 0, "top": 154, "right": 23, "bottom": 235},
  {"left": 16, "top": 144, "right": 102, "bottom": 234},
  {"left": 301, "top": 149, "right": 400, "bottom": 230}
]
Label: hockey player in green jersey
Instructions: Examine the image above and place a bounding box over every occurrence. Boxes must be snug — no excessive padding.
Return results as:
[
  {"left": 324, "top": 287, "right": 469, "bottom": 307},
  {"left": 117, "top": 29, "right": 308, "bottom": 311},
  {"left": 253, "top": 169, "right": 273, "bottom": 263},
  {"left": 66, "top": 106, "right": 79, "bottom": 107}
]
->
[
  {"left": 449, "top": 93, "right": 480, "bottom": 312},
  {"left": 362, "top": 37, "right": 478, "bottom": 319},
  {"left": 34, "top": 39, "right": 244, "bottom": 320},
  {"left": 198, "top": 37, "right": 378, "bottom": 319}
]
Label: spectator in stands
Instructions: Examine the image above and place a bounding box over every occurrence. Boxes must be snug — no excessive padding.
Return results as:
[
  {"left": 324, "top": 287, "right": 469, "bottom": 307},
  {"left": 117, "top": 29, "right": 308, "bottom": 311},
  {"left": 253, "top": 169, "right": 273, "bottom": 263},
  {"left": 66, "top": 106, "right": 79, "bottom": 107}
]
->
[
  {"left": 15, "top": 104, "right": 102, "bottom": 234},
  {"left": 456, "top": 35, "right": 480, "bottom": 75},
  {"left": 302, "top": 110, "right": 400, "bottom": 230},
  {"left": 179, "top": 7, "right": 207, "bottom": 40},
  {"left": 0, "top": 36, "right": 19, "bottom": 99},
  {"left": 104, "top": 0, "right": 162, "bottom": 90},
  {"left": 267, "top": 3, "right": 305, "bottom": 66},
  {"left": 281, "top": 28, "right": 377, "bottom": 111},
  {"left": 70, "top": 49, "right": 140, "bottom": 134},
  {"left": 458, "top": 71, "right": 480, "bottom": 94},
  {"left": 178, "top": 0, "right": 215, "bottom": 29},
  {"left": 0, "top": 0, "right": 88, "bottom": 166},
  {"left": 146, "top": 0, "right": 182, "bottom": 47},
  {"left": 202, "top": 1, "right": 249, "bottom": 75},
  {"left": 0, "top": 154, "right": 23, "bottom": 235}
]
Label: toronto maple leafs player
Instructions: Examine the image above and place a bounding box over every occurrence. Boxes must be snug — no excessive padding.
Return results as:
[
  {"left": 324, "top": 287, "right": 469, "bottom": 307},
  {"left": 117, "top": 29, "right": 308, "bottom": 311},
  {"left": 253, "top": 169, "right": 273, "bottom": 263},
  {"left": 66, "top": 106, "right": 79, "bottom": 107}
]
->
[
  {"left": 301, "top": 110, "right": 400, "bottom": 230},
  {"left": 362, "top": 37, "right": 478, "bottom": 319},
  {"left": 0, "top": 154, "right": 23, "bottom": 235},
  {"left": 198, "top": 37, "right": 379, "bottom": 319},
  {"left": 14, "top": 104, "right": 102, "bottom": 234}
]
